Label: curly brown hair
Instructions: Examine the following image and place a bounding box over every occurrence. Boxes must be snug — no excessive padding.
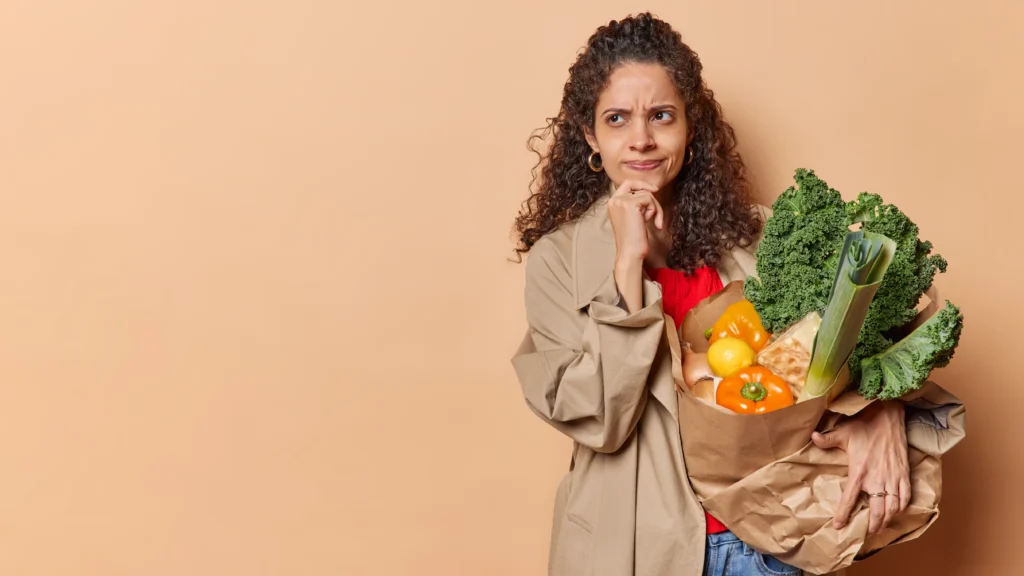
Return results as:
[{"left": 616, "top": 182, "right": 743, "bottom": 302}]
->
[{"left": 511, "top": 12, "right": 762, "bottom": 274}]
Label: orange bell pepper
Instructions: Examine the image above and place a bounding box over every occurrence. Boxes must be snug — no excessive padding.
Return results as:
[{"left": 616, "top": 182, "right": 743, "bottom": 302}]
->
[
  {"left": 715, "top": 366, "right": 794, "bottom": 414},
  {"left": 708, "top": 299, "right": 770, "bottom": 353}
]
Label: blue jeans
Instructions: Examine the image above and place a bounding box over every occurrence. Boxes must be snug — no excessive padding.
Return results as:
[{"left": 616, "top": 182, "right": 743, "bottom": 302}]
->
[{"left": 703, "top": 530, "right": 802, "bottom": 576}]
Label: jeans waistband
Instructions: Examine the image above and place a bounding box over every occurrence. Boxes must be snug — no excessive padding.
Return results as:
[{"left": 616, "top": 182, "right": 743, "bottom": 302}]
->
[{"left": 705, "top": 530, "right": 741, "bottom": 547}]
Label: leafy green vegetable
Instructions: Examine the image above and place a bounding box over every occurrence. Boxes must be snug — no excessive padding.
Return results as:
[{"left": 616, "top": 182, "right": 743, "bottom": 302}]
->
[
  {"left": 859, "top": 301, "right": 964, "bottom": 400},
  {"left": 744, "top": 168, "right": 848, "bottom": 333},
  {"left": 745, "top": 168, "right": 960, "bottom": 399},
  {"left": 844, "top": 193, "right": 949, "bottom": 383}
]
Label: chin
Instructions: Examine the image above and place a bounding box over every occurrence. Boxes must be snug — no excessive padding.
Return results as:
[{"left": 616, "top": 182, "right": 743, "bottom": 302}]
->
[
  {"left": 621, "top": 172, "right": 663, "bottom": 186},
  {"left": 647, "top": 176, "right": 671, "bottom": 190}
]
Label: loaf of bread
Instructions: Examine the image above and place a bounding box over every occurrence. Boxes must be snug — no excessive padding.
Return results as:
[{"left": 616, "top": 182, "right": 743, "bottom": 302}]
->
[{"left": 756, "top": 311, "right": 822, "bottom": 395}]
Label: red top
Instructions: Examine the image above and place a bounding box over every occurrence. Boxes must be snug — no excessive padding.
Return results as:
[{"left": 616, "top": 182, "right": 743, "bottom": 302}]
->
[{"left": 645, "top": 264, "right": 729, "bottom": 535}]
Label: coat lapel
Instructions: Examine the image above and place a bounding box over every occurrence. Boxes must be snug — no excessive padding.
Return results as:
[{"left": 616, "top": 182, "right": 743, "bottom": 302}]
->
[{"left": 571, "top": 193, "right": 618, "bottom": 310}]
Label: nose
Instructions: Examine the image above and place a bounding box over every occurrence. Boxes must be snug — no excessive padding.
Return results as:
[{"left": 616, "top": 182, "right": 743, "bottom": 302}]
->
[{"left": 629, "top": 121, "right": 655, "bottom": 151}]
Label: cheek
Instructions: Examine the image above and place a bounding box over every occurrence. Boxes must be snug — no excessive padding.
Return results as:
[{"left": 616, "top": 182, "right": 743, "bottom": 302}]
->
[
  {"left": 665, "top": 132, "right": 687, "bottom": 155},
  {"left": 594, "top": 130, "right": 623, "bottom": 159},
  {"left": 663, "top": 133, "right": 688, "bottom": 162},
  {"left": 595, "top": 137, "right": 625, "bottom": 168},
  {"left": 603, "top": 156, "right": 627, "bottom": 183}
]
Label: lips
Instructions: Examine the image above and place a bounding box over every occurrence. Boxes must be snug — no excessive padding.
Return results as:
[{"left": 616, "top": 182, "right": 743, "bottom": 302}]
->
[{"left": 626, "top": 160, "right": 663, "bottom": 170}]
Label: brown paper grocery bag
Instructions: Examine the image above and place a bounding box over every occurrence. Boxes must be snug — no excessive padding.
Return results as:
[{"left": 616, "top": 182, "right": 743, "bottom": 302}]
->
[
  {"left": 671, "top": 281, "right": 966, "bottom": 575},
  {"left": 698, "top": 382, "right": 963, "bottom": 574}
]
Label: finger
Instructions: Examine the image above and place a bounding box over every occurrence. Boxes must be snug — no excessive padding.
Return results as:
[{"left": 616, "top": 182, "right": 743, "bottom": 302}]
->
[
  {"left": 832, "top": 470, "right": 864, "bottom": 529},
  {"left": 638, "top": 198, "right": 656, "bottom": 222},
  {"left": 868, "top": 490, "right": 885, "bottom": 536},
  {"left": 881, "top": 485, "right": 900, "bottom": 533},
  {"left": 627, "top": 192, "right": 664, "bottom": 229},
  {"left": 899, "top": 478, "right": 912, "bottom": 513},
  {"left": 811, "top": 431, "right": 832, "bottom": 449},
  {"left": 642, "top": 198, "right": 656, "bottom": 221},
  {"left": 648, "top": 194, "right": 665, "bottom": 229},
  {"left": 614, "top": 180, "right": 659, "bottom": 196},
  {"left": 812, "top": 429, "right": 847, "bottom": 451}
]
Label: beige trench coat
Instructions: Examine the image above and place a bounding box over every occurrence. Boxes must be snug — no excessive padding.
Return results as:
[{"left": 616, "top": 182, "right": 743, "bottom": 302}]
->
[{"left": 511, "top": 190, "right": 845, "bottom": 576}]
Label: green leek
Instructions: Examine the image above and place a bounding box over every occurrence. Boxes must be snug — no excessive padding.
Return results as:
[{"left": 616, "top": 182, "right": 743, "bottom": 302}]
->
[{"left": 800, "top": 231, "right": 896, "bottom": 401}]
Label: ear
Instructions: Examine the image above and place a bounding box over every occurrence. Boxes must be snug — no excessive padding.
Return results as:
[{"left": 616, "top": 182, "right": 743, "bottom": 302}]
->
[{"left": 583, "top": 125, "right": 599, "bottom": 152}]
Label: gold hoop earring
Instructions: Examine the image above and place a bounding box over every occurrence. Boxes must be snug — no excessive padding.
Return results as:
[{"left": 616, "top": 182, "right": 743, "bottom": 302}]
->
[
  {"left": 683, "top": 145, "right": 695, "bottom": 166},
  {"left": 588, "top": 151, "right": 604, "bottom": 172}
]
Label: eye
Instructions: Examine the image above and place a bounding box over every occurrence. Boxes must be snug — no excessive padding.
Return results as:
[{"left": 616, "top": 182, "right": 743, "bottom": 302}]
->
[
  {"left": 653, "top": 111, "right": 673, "bottom": 122},
  {"left": 607, "top": 114, "right": 625, "bottom": 125}
]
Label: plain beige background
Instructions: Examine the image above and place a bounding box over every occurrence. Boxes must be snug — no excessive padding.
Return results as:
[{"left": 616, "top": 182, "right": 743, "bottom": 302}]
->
[{"left": 1, "top": 1, "right": 1021, "bottom": 574}]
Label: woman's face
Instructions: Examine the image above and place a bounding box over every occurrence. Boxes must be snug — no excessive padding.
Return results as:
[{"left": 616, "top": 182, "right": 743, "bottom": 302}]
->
[{"left": 584, "top": 62, "right": 690, "bottom": 191}]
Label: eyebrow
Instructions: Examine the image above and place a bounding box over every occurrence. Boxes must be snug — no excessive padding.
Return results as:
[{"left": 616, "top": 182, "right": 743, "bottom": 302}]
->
[{"left": 601, "top": 104, "right": 678, "bottom": 116}]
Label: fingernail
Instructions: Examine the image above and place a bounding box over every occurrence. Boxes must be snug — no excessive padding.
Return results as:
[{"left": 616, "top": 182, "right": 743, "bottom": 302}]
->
[{"left": 833, "top": 521, "right": 843, "bottom": 529}]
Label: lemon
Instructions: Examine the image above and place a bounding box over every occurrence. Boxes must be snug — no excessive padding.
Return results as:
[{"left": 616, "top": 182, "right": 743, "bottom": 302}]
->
[{"left": 707, "top": 337, "right": 755, "bottom": 377}]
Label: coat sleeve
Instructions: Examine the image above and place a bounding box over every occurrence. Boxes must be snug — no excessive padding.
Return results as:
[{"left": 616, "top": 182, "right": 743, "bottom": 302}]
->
[{"left": 510, "top": 239, "right": 666, "bottom": 453}]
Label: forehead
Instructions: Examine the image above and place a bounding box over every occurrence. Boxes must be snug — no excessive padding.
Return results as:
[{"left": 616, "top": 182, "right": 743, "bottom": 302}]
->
[{"left": 598, "top": 62, "right": 681, "bottom": 107}]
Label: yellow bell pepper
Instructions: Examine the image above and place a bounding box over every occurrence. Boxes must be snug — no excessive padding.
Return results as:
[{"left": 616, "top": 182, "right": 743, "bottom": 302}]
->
[{"left": 708, "top": 299, "right": 771, "bottom": 354}]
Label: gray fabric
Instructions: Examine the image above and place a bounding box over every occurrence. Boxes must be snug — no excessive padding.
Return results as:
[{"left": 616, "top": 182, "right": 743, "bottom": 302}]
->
[{"left": 905, "top": 399, "right": 956, "bottom": 430}]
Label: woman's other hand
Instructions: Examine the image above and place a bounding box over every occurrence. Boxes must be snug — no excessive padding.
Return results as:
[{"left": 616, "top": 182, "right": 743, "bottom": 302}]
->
[{"left": 811, "top": 400, "right": 910, "bottom": 535}]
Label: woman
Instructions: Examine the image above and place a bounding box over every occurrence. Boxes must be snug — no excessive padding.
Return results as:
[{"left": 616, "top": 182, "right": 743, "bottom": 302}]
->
[{"left": 510, "top": 13, "right": 911, "bottom": 576}]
